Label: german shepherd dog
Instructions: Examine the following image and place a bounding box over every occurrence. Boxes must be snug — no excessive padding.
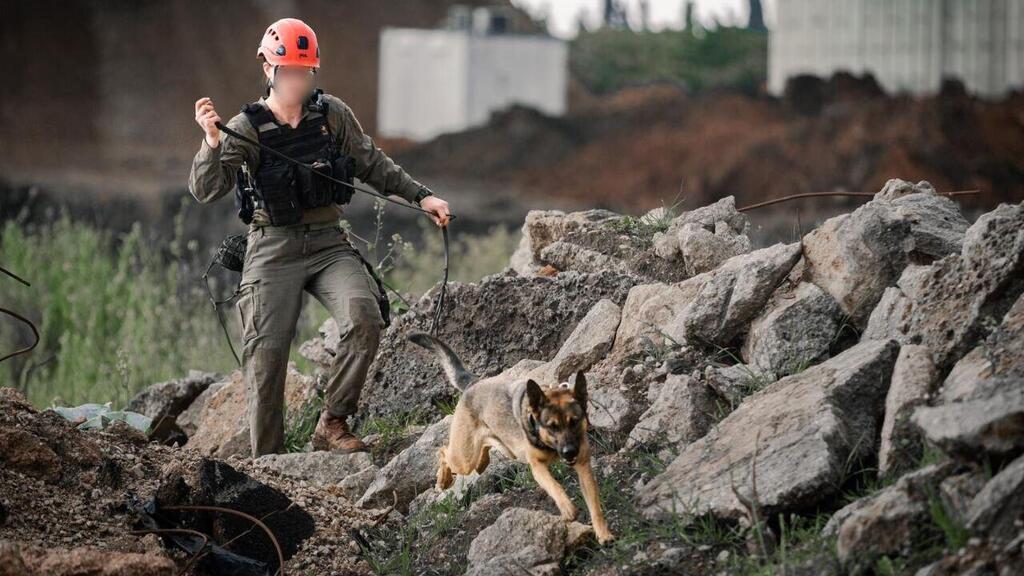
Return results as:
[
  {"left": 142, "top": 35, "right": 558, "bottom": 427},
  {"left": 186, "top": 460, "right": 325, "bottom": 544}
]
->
[{"left": 408, "top": 331, "right": 614, "bottom": 544}]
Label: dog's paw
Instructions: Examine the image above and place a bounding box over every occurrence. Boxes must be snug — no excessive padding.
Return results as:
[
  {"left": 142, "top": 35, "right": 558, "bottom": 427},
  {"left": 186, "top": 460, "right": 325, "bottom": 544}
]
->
[
  {"left": 560, "top": 505, "right": 579, "bottom": 522},
  {"left": 596, "top": 529, "right": 616, "bottom": 545}
]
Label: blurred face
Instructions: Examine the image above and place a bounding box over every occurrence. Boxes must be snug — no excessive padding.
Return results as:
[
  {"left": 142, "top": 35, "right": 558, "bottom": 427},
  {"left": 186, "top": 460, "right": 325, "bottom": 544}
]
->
[{"left": 264, "top": 62, "right": 316, "bottom": 105}]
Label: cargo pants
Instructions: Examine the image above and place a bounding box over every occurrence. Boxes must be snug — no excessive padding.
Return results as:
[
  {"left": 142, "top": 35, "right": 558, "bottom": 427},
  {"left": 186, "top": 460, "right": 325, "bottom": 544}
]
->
[{"left": 236, "top": 219, "right": 385, "bottom": 458}]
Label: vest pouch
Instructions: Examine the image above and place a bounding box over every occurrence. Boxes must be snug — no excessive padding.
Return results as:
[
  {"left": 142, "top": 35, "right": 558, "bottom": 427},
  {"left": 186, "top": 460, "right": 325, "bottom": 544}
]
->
[
  {"left": 260, "top": 160, "right": 303, "bottom": 226},
  {"left": 297, "top": 159, "right": 335, "bottom": 208},
  {"left": 330, "top": 155, "right": 357, "bottom": 205}
]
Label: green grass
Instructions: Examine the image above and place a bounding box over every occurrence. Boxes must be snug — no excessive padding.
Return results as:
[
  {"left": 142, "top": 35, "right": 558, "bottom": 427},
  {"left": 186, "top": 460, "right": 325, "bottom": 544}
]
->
[
  {"left": 1, "top": 198, "right": 518, "bottom": 412},
  {"left": 283, "top": 386, "right": 326, "bottom": 453},
  {"left": 604, "top": 196, "right": 684, "bottom": 249},
  {"left": 358, "top": 490, "right": 477, "bottom": 576},
  {"left": 355, "top": 407, "right": 436, "bottom": 462},
  {"left": 0, "top": 202, "right": 241, "bottom": 409}
]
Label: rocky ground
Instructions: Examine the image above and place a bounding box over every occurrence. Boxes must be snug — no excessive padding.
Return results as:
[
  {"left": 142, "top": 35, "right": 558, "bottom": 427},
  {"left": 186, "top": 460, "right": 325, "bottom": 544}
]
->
[{"left": 2, "top": 178, "right": 1022, "bottom": 575}]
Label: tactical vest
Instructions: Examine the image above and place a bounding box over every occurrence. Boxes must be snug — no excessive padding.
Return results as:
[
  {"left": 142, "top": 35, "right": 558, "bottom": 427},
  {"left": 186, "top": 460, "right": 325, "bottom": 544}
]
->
[{"left": 234, "top": 88, "right": 357, "bottom": 226}]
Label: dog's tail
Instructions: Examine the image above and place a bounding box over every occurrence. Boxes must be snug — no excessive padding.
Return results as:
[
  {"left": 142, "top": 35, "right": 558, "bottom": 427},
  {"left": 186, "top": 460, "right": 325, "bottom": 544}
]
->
[{"left": 407, "top": 331, "right": 477, "bottom": 392}]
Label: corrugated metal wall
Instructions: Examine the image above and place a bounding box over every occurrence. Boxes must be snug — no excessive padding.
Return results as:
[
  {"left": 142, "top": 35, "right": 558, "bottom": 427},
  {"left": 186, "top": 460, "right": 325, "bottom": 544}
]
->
[{"left": 769, "top": 0, "right": 1024, "bottom": 98}]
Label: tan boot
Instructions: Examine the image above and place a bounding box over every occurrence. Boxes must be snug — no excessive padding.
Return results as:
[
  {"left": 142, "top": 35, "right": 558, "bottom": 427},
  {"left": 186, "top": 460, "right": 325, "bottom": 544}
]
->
[{"left": 310, "top": 410, "right": 369, "bottom": 453}]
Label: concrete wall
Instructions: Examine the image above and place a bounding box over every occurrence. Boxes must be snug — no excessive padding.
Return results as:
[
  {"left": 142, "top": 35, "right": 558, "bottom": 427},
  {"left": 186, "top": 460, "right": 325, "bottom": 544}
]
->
[
  {"left": 378, "top": 28, "right": 567, "bottom": 140},
  {"left": 769, "top": 0, "right": 1024, "bottom": 98}
]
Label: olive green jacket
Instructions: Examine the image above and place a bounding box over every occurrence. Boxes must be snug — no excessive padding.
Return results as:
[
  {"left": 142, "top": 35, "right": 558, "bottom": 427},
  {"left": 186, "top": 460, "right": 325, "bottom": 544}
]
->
[{"left": 188, "top": 92, "right": 427, "bottom": 225}]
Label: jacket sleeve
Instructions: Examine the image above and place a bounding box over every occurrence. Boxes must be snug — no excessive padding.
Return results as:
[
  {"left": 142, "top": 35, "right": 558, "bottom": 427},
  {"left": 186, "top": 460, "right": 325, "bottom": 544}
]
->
[
  {"left": 188, "top": 113, "right": 258, "bottom": 204},
  {"left": 327, "top": 94, "right": 428, "bottom": 204}
]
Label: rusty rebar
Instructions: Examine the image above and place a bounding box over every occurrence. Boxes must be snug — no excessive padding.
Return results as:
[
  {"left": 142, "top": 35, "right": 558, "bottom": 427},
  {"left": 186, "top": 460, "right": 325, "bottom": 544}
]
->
[
  {"left": 162, "top": 504, "right": 286, "bottom": 576},
  {"left": 736, "top": 189, "right": 981, "bottom": 212}
]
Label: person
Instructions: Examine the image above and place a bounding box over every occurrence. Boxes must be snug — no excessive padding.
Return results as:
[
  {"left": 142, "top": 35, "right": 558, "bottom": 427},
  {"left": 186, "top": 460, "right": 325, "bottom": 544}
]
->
[{"left": 189, "top": 17, "right": 450, "bottom": 458}]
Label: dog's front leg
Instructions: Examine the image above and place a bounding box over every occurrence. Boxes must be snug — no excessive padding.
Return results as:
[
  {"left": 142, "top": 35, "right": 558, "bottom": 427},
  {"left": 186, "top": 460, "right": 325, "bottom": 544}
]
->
[
  {"left": 528, "top": 459, "right": 578, "bottom": 521},
  {"left": 574, "top": 460, "right": 614, "bottom": 544}
]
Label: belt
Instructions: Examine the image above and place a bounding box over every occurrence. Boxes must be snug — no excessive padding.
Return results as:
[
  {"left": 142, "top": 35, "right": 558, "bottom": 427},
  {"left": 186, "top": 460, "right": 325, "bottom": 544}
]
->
[{"left": 248, "top": 220, "right": 343, "bottom": 237}]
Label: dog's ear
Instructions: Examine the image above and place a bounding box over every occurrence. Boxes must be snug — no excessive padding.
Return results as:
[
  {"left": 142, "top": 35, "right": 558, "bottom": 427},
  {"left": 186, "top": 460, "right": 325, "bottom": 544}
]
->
[
  {"left": 573, "top": 370, "right": 587, "bottom": 406},
  {"left": 525, "top": 379, "right": 546, "bottom": 412}
]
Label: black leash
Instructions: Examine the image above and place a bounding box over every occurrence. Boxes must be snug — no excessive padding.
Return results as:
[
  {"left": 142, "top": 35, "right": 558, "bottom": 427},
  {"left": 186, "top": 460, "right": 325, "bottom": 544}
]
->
[{"left": 213, "top": 119, "right": 453, "bottom": 342}]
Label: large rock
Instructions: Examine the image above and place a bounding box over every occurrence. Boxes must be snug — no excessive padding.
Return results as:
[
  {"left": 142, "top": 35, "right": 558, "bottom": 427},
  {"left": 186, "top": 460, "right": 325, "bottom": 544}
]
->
[
  {"left": 352, "top": 269, "right": 638, "bottom": 422},
  {"left": 608, "top": 278, "right": 704, "bottom": 360},
  {"left": 861, "top": 287, "right": 913, "bottom": 343},
  {"left": 526, "top": 298, "right": 621, "bottom": 384},
  {"left": 626, "top": 374, "right": 717, "bottom": 449},
  {"left": 903, "top": 201, "right": 1024, "bottom": 370},
  {"left": 635, "top": 339, "right": 900, "bottom": 521},
  {"left": 126, "top": 369, "right": 222, "bottom": 420},
  {"left": 911, "top": 376, "right": 1024, "bottom": 460},
  {"left": 676, "top": 221, "right": 753, "bottom": 276},
  {"left": 253, "top": 451, "right": 376, "bottom": 500},
  {"left": 510, "top": 209, "right": 622, "bottom": 276},
  {"left": 586, "top": 384, "right": 640, "bottom": 433},
  {"left": 510, "top": 208, "right": 690, "bottom": 282},
  {"left": 878, "top": 345, "right": 939, "bottom": 478},
  {"left": 874, "top": 178, "right": 970, "bottom": 260},
  {"left": 176, "top": 380, "right": 228, "bottom": 437},
  {"left": 681, "top": 242, "right": 803, "bottom": 346},
  {"left": 652, "top": 196, "right": 751, "bottom": 269},
  {"left": 804, "top": 179, "right": 970, "bottom": 329},
  {"left": 940, "top": 292, "right": 1024, "bottom": 403},
  {"left": 832, "top": 462, "right": 955, "bottom": 567},
  {"left": 465, "top": 507, "right": 592, "bottom": 576},
  {"left": 802, "top": 200, "right": 913, "bottom": 326},
  {"left": 965, "top": 453, "right": 1024, "bottom": 539},
  {"left": 185, "top": 366, "right": 316, "bottom": 459},
  {"left": 741, "top": 281, "right": 842, "bottom": 378},
  {"left": 357, "top": 415, "right": 451, "bottom": 513}
]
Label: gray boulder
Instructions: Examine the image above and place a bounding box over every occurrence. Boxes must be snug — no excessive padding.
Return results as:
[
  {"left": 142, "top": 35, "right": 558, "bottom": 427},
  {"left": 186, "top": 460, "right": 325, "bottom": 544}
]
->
[
  {"left": 878, "top": 345, "right": 939, "bottom": 478},
  {"left": 608, "top": 278, "right": 705, "bottom": 360},
  {"left": 681, "top": 241, "right": 803, "bottom": 346},
  {"left": 526, "top": 298, "right": 621, "bottom": 384},
  {"left": 874, "top": 179, "right": 970, "bottom": 260},
  {"left": 965, "top": 453, "right": 1024, "bottom": 539},
  {"left": 510, "top": 209, "right": 622, "bottom": 276},
  {"left": 741, "top": 281, "right": 842, "bottom": 378},
  {"left": 636, "top": 339, "right": 900, "bottom": 521},
  {"left": 940, "top": 292, "right": 1024, "bottom": 403},
  {"left": 253, "top": 451, "right": 376, "bottom": 500},
  {"left": 626, "top": 374, "right": 718, "bottom": 449},
  {"left": 862, "top": 287, "right": 913, "bottom": 343},
  {"left": 802, "top": 200, "right": 913, "bottom": 326},
  {"left": 357, "top": 415, "right": 451, "bottom": 513},
  {"left": 127, "top": 370, "right": 222, "bottom": 420},
  {"left": 652, "top": 196, "right": 751, "bottom": 270},
  {"left": 465, "top": 507, "right": 592, "bottom": 576},
  {"left": 904, "top": 201, "right": 1024, "bottom": 370},
  {"left": 911, "top": 377, "right": 1024, "bottom": 460},
  {"left": 831, "top": 463, "right": 956, "bottom": 567},
  {"left": 587, "top": 385, "right": 640, "bottom": 434}
]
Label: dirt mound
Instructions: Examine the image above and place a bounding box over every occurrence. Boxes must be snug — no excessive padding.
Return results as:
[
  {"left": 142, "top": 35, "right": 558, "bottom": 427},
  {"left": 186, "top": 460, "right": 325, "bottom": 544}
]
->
[
  {"left": 395, "top": 75, "right": 1024, "bottom": 213},
  {"left": 0, "top": 387, "right": 375, "bottom": 575}
]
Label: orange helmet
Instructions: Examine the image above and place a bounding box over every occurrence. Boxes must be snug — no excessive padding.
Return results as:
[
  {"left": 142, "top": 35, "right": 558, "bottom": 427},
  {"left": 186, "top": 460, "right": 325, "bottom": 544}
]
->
[{"left": 257, "top": 18, "right": 320, "bottom": 68}]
